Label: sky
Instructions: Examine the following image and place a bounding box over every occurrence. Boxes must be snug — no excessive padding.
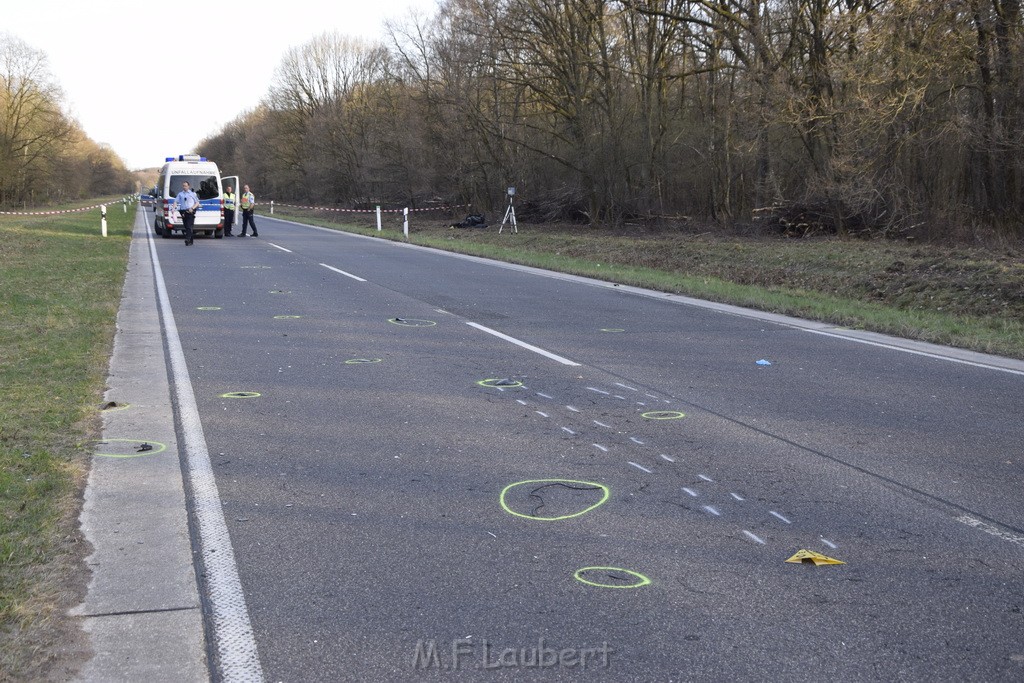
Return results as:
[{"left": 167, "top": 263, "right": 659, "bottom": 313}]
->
[{"left": 5, "top": 0, "right": 440, "bottom": 170}]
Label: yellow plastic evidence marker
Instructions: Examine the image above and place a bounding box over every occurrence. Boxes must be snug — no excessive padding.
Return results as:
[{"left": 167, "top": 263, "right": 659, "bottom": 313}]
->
[
  {"left": 500, "top": 479, "right": 610, "bottom": 521},
  {"left": 785, "top": 549, "right": 846, "bottom": 566},
  {"left": 574, "top": 567, "right": 651, "bottom": 589}
]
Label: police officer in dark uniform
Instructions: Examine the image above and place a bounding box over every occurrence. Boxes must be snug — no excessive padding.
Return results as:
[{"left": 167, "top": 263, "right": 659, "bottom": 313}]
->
[{"left": 175, "top": 181, "right": 200, "bottom": 245}]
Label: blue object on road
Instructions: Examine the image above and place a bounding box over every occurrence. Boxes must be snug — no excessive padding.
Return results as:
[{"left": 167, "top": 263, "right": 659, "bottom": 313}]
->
[{"left": 756, "top": 359, "right": 773, "bottom": 366}]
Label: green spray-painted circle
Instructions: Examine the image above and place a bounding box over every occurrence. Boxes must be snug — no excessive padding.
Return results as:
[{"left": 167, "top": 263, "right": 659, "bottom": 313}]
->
[
  {"left": 641, "top": 410, "right": 686, "bottom": 420},
  {"left": 273, "top": 315, "right": 302, "bottom": 319},
  {"left": 345, "top": 358, "right": 382, "bottom": 364},
  {"left": 477, "top": 378, "right": 523, "bottom": 388},
  {"left": 574, "top": 567, "right": 651, "bottom": 589},
  {"left": 388, "top": 317, "right": 436, "bottom": 327},
  {"left": 500, "top": 479, "right": 610, "bottom": 521},
  {"left": 197, "top": 306, "right": 222, "bottom": 310},
  {"left": 94, "top": 438, "right": 168, "bottom": 459},
  {"left": 220, "top": 391, "right": 262, "bottom": 399}
]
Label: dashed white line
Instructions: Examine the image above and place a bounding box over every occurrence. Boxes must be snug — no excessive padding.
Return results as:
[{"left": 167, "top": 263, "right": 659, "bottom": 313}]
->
[
  {"left": 515, "top": 399, "right": 528, "bottom": 406},
  {"left": 769, "top": 511, "right": 792, "bottom": 524},
  {"left": 593, "top": 444, "right": 609, "bottom": 452},
  {"left": 682, "top": 487, "right": 698, "bottom": 497},
  {"left": 466, "top": 322, "right": 581, "bottom": 366},
  {"left": 615, "top": 383, "right": 638, "bottom": 392},
  {"left": 630, "top": 437, "right": 645, "bottom": 445},
  {"left": 320, "top": 263, "right": 367, "bottom": 281},
  {"left": 614, "top": 395, "right": 627, "bottom": 400},
  {"left": 566, "top": 405, "right": 581, "bottom": 412},
  {"left": 628, "top": 461, "right": 653, "bottom": 474},
  {"left": 730, "top": 492, "right": 745, "bottom": 501},
  {"left": 659, "top": 454, "right": 675, "bottom": 463},
  {"left": 956, "top": 515, "right": 1024, "bottom": 548},
  {"left": 698, "top": 474, "right": 713, "bottom": 482},
  {"left": 561, "top": 427, "right": 577, "bottom": 435},
  {"left": 267, "top": 242, "right": 292, "bottom": 253},
  {"left": 536, "top": 392, "right": 553, "bottom": 399},
  {"left": 535, "top": 411, "right": 549, "bottom": 418},
  {"left": 587, "top": 387, "right": 611, "bottom": 395},
  {"left": 593, "top": 420, "right": 611, "bottom": 428},
  {"left": 702, "top": 505, "right": 721, "bottom": 517},
  {"left": 820, "top": 538, "right": 838, "bottom": 549},
  {"left": 743, "top": 530, "right": 767, "bottom": 545}
]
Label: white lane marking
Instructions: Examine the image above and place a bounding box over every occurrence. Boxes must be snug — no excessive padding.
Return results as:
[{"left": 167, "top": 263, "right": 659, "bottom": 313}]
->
[
  {"left": 588, "top": 387, "right": 611, "bottom": 395},
  {"left": 466, "top": 322, "right": 581, "bottom": 366},
  {"left": 148, "top": 232, "right": 264, "bottom": 680},
  {"left": 566, "top": 405, "right": 581, "bottom": 412},
  {"left": 593, "top": 444, "right": 609, "bottom": 452},
  {"left": 730, "top": 492, "right": 745, "bottom": 501},
  {"left": 267, "top": 242, "right": 292, "bottom": 253},
  {"left": 593, "top": 420, "right": 611, "bottom": 428},
  {"left": 645, "top": 393, "right": 658, "bottom": 399},
  {"left": 562, "top": 427, "right": 577, "bottom": 435},
  {"left": 615, "top": 383, "right": 638, "bottom": 391},
  {"left": 702, "top": 505, "right": 721, "bottom": 517},
  {"left": 698, "top": 474, "right": 713, "bottom": 482},
  {"left": 614, "top": 395, "right": 627, "bottom": 400},
  {"left": 630, "top": 437, "right": 645, "bottom": 445},
  {"left": 636, "top": 402, "right": 646, "bottom": 406},
  {"left": 682, "top": 487, "right": 698, "bottom": 497},
  {"left": 535, "top": 411, "right": 549, "bottom": 418},
  {"left": 516, "top": 399, "right": 528, "bottom": 406},
  {"left": 628, "top": 461, "right": 653, "bottom": 474},
  {"left": 659, "top": 454, "right": 675, "bottom": 463},
  {"left": 820, "top": 538, "right": 838, "bottom": 549},
  {"left": 743, "top": 530, "right": 767, "bottom": 545},
  {"left": 804, "top": 329, "right": 1024, "bottom": 377},
  {"left": 536, "top": 392, "right": 553, "bottom": 399},
  {"left": 769, "top": 511, "right": 792, "bottom": 524},
  {"left": 320, "top": 263, "right": 367, "bottom": 282},
  {"left": 956, "top": 515, "right": 1024, "bottom": 548}
]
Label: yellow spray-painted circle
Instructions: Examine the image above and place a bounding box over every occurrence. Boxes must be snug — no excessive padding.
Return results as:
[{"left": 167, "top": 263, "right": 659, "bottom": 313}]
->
[
  {"left": 641, "top": 410, "right": 686, "bottom": 420},
  {"left": 600, "top": 328, "right": 626, "bottom": 333},
  {"left": 197, "top": 306, "right": 222, "bottom": 310},
  {"left": 100, "top": 401, "right": 131, "bottom": 412},
  {"left": 388, "top": 317, "right": 436, "bottom": 327},
  {"left": 500, "top": 479, "right": 610, "bottom": 521},
  {"left": 273, "top": 315, "right": 302, "bottom": 319},
  {"left": 220, "top": 391, "right": 262, "bottom": 399},
  {"left": 477, "top": 378, "right": 523, "bottom": 388},
  {"left": 345, "top": 358, "right": 383, "bottom": 364},
  {"left": 94, "top": 438, "right": 168, "bottom": 459},
  {"left": 574, "top": 567, "right": 651, "bottom": 589}
]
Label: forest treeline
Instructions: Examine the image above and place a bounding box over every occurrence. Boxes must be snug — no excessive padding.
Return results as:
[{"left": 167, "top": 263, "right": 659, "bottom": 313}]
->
[
  {"left": 0, "top": 33, "right": 133, "bottom": 208},
  {"left": 201, "top": 0, "right": 1023, "bottom": 240}
]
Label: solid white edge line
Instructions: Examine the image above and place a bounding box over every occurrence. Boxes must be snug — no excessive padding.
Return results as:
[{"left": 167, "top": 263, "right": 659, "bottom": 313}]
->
[
  {"left": 148, "top": 232, "right": 264, "bottom": 682},
  {"left": 320, "top": 263, "right": 367, "bottom": 282},
  {"left": 267, "top": 242, "right": 292, "bottom": 253},
  {"left": 465, "top": 321, "right": 581, "bottom": 366}
]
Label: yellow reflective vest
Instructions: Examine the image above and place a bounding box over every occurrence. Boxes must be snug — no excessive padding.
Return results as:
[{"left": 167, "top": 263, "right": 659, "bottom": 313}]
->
[{"left": 223, "top": 192, "right": 236, "bottom": 210}]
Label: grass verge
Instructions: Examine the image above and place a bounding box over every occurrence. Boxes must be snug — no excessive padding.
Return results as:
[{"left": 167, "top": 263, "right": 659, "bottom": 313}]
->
[
  {"left": 0, "top": 201, "right": 132, "bottom": 680},
  {"left": 268, "top": 207, "right": 1024, "bottom": 359}
]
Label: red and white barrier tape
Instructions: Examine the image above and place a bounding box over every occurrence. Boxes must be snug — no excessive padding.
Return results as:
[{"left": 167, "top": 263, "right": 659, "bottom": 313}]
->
[
  {"left": 0, "top": 201, "right": 129, "bottom": 216},
  {"left": 268, "top": 202, "right": 470, "bottom": 214}
]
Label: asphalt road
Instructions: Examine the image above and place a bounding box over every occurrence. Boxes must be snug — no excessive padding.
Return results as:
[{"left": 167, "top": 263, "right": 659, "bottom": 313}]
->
[{"left": 149, "top": 214, "right": 1024, "bottom": 681}]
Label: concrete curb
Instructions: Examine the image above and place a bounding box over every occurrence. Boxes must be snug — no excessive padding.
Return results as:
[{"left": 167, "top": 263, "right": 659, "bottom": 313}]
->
[{"left": 72, "top": 209, "right": 208, "bottom": 682}]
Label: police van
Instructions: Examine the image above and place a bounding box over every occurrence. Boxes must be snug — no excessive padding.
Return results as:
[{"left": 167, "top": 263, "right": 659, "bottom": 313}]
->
[{"left": 152, "top": 154, "right": 225, "bottom": 238}]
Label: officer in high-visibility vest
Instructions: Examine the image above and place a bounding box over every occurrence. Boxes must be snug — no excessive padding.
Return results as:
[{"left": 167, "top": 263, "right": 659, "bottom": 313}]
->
[
  {"left": 239, "top": 184, "right": 258, "bottom": 237},
  {"left": 223, "top": 185, "right": 236, "bottom": 236}
]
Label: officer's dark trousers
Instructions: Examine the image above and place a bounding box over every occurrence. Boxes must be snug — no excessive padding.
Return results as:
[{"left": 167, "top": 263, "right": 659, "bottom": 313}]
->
[
  {"left": 181, "top": 210, "right": 195, "bottom": 244},
  {"left": 241, "top": 209, "right": 257, "bottom": 236},
  {"left": 224, "top": 209, "right": 235, "bottom": 235}
]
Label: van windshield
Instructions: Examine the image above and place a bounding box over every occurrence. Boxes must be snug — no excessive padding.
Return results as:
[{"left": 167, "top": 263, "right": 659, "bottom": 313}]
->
[{"left": 170, "top": 175, "right": 220, "bottom": 200}]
